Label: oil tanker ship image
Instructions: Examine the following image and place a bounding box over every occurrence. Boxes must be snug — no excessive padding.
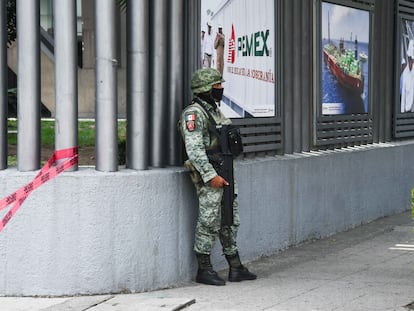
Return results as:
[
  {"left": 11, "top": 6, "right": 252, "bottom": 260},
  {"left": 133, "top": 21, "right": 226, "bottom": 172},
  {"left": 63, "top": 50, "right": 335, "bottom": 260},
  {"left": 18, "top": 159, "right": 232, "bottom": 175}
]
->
[{"left": 323, "top": 12, "right": 365, "bottom": 95}]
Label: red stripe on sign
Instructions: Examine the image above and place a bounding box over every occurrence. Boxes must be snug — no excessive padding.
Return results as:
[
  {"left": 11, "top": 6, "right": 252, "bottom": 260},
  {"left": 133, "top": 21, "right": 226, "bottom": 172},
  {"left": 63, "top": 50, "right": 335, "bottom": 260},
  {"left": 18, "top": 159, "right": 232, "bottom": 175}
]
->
[{"left": 0, "top": 147, "right": 78, "bottom": 232}]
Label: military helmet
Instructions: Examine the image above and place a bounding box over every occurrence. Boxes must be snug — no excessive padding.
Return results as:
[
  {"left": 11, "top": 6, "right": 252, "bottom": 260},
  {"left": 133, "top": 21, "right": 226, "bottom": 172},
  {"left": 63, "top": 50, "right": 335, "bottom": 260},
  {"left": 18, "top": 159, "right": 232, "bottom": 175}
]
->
[{"left": 191, "top": 68, "right": 225, "bottom": 94}]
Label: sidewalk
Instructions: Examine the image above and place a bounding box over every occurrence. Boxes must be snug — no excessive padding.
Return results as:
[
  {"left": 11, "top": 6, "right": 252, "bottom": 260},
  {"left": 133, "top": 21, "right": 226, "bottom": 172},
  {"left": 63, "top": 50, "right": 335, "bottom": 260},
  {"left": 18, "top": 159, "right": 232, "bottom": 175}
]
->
[{"left": 1, "top": 210, "right": 414, "bottom": 311}]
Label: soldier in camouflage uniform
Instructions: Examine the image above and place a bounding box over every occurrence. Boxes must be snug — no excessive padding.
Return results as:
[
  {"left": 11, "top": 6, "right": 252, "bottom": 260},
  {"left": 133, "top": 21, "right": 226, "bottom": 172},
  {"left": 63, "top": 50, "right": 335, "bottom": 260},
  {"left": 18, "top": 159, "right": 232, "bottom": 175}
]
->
[{"left": 179, "top": 68, "right": 256, "bottom": 286}]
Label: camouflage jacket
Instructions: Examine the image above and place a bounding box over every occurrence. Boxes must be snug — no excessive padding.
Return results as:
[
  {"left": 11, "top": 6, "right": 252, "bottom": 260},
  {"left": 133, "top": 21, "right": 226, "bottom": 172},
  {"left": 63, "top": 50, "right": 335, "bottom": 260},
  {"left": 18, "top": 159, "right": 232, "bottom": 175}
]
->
[{"left": 179, "top": 97, "right": 231, "bottom": 184}]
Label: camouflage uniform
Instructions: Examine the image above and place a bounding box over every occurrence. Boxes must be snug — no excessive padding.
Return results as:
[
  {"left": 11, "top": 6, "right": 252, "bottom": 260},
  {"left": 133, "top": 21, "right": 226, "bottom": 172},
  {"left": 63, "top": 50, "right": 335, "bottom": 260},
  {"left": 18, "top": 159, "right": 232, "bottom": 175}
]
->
[{"left": 179, "top": 70, "right": 240, "bottom": 256}]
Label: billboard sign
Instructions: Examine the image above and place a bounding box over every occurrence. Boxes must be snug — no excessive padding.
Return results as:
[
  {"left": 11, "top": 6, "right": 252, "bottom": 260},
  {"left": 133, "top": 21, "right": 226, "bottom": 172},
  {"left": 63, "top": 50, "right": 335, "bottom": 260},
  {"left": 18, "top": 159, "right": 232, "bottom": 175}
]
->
[
  {"left": 321, "top": 2, "right": 370, "bottom": 115},
  {"left": 208, "top": 0, "right": 275, "bottom": 118}
]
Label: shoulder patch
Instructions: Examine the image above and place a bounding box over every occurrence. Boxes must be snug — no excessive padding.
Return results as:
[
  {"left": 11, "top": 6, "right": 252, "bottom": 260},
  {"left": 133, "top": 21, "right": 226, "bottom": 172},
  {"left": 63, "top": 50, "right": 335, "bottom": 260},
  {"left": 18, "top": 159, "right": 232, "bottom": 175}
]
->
[{"left": 185, "top": 113, "right": 196, "bottom": 131}]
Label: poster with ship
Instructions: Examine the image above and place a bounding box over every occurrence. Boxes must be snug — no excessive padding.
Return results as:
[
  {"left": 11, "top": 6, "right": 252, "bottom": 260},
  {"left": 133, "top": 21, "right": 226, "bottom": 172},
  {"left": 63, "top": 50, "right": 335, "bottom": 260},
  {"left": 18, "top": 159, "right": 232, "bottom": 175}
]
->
[
  {"left": 321, "top": 2, "right": 369, "bottom": 115},
  {"left": 399, "top": 19, "right": 414, "bottom": 114}
]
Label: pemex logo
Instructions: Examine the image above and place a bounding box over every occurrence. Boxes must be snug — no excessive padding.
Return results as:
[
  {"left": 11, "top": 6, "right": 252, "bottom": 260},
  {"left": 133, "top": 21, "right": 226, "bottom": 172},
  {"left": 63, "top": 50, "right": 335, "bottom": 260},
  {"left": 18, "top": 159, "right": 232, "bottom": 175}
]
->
[
  {"left": 227, "top": 24, "right": 236, "bottom": 64},
  {"left": 228, "top": 24, "right": 271, "bottom": 64}
]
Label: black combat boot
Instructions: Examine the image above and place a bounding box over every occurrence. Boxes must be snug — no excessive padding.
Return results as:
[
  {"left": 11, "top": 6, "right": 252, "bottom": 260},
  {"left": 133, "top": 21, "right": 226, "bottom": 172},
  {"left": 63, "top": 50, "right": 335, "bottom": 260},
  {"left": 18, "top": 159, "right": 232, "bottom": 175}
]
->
[
  {"left": 195, "top": 253, "right": 225, "bottom": 286},
  {"left": 225, "top": 252, "right": 257, "bottom": 282}
]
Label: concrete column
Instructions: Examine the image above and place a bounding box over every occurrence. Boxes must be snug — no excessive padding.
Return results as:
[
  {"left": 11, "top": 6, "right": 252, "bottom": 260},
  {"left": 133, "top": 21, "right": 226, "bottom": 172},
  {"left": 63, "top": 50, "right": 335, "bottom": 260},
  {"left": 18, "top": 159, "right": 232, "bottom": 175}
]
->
[
  {"left": 54, "top": 0, "right": 78, "bottom": 170},
  {"left": 17, "top": 0, "right": 40, "bottom": 171},
  {"left": 95, "top": 0, "right": 118, "bottom": 172},
  {"left": 168, "top": 0, "right": 184, "bottom": 166},
  {"left": 0, "top": 0, "right": 7, "bottom": 170},
  {"left": 126, "top": 0, "right": 149, "bottom": 170},
  {"left": 183, "top": 0, "right": 201, "bottom": 109},
  {"left": 150, "top": 0, "right": 168, "bottom": 167}
]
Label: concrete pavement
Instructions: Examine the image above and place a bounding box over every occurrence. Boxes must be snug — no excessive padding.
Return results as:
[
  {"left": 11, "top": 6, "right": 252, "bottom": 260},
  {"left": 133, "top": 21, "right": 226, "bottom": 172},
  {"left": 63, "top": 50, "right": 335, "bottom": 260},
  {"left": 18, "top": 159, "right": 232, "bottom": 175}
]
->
[{"left": 1, "top": 210, "right": 414, "bottom": 311}]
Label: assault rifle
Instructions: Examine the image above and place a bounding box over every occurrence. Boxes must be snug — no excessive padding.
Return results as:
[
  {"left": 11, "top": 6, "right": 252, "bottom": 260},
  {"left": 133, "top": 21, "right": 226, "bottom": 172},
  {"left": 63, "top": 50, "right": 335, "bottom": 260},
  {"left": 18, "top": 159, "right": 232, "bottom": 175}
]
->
[{"left": 193, "top": 98, "right": 243, "bottom": 226}]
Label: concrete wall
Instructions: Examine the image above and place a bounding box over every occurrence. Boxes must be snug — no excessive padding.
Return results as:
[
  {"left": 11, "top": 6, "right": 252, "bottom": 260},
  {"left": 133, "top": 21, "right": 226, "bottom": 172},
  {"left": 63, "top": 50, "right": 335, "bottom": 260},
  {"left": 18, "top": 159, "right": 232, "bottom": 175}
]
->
[{"left": 0, "top": 141, "right": 413, "bottom": 296}]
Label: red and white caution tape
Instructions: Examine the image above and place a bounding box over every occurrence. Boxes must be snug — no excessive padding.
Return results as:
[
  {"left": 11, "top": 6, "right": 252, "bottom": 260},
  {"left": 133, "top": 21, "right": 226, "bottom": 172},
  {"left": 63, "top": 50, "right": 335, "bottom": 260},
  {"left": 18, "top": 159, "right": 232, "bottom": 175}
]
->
[{"left": 0, "top": 147, "right": 78, "bottom": 232}]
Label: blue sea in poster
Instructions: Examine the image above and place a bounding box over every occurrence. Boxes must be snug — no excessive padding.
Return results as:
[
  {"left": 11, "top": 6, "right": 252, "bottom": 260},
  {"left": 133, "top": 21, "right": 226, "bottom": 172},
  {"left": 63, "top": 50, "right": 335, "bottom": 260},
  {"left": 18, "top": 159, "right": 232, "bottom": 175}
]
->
[{"left": 321, "top": 39, "right": 369, "bottom": 115}]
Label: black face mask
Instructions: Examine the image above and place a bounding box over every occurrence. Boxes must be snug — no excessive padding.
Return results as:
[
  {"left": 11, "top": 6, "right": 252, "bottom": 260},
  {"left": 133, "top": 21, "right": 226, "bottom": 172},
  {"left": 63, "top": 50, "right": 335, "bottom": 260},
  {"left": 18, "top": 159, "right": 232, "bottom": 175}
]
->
[
  {"left": 211, "top": 88, "right": 224, "bottom": 102},
  {"left": 198, "top": 92, "right": 218, "bottom": 110}
]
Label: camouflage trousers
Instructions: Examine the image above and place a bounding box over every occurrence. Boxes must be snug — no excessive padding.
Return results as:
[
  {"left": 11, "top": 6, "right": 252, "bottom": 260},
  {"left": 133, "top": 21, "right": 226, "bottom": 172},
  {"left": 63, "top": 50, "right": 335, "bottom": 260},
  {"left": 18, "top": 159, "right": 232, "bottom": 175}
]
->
[{"left": 193, "top": 181, "right": 240, "bottom": 255}]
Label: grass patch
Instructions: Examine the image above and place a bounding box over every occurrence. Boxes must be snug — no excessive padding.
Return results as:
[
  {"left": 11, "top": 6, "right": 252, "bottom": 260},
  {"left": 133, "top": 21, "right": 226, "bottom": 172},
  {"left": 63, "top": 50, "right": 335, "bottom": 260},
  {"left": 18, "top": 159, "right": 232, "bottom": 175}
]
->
[
  {"left": 8, "top": 119, "right": 126, "bottom": 146},
  {"left": 7, "top": 155, "right": 16, "bottom": 166},
  {"left": 7, "top": 119, "right": 127, "bottom": 165}
]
